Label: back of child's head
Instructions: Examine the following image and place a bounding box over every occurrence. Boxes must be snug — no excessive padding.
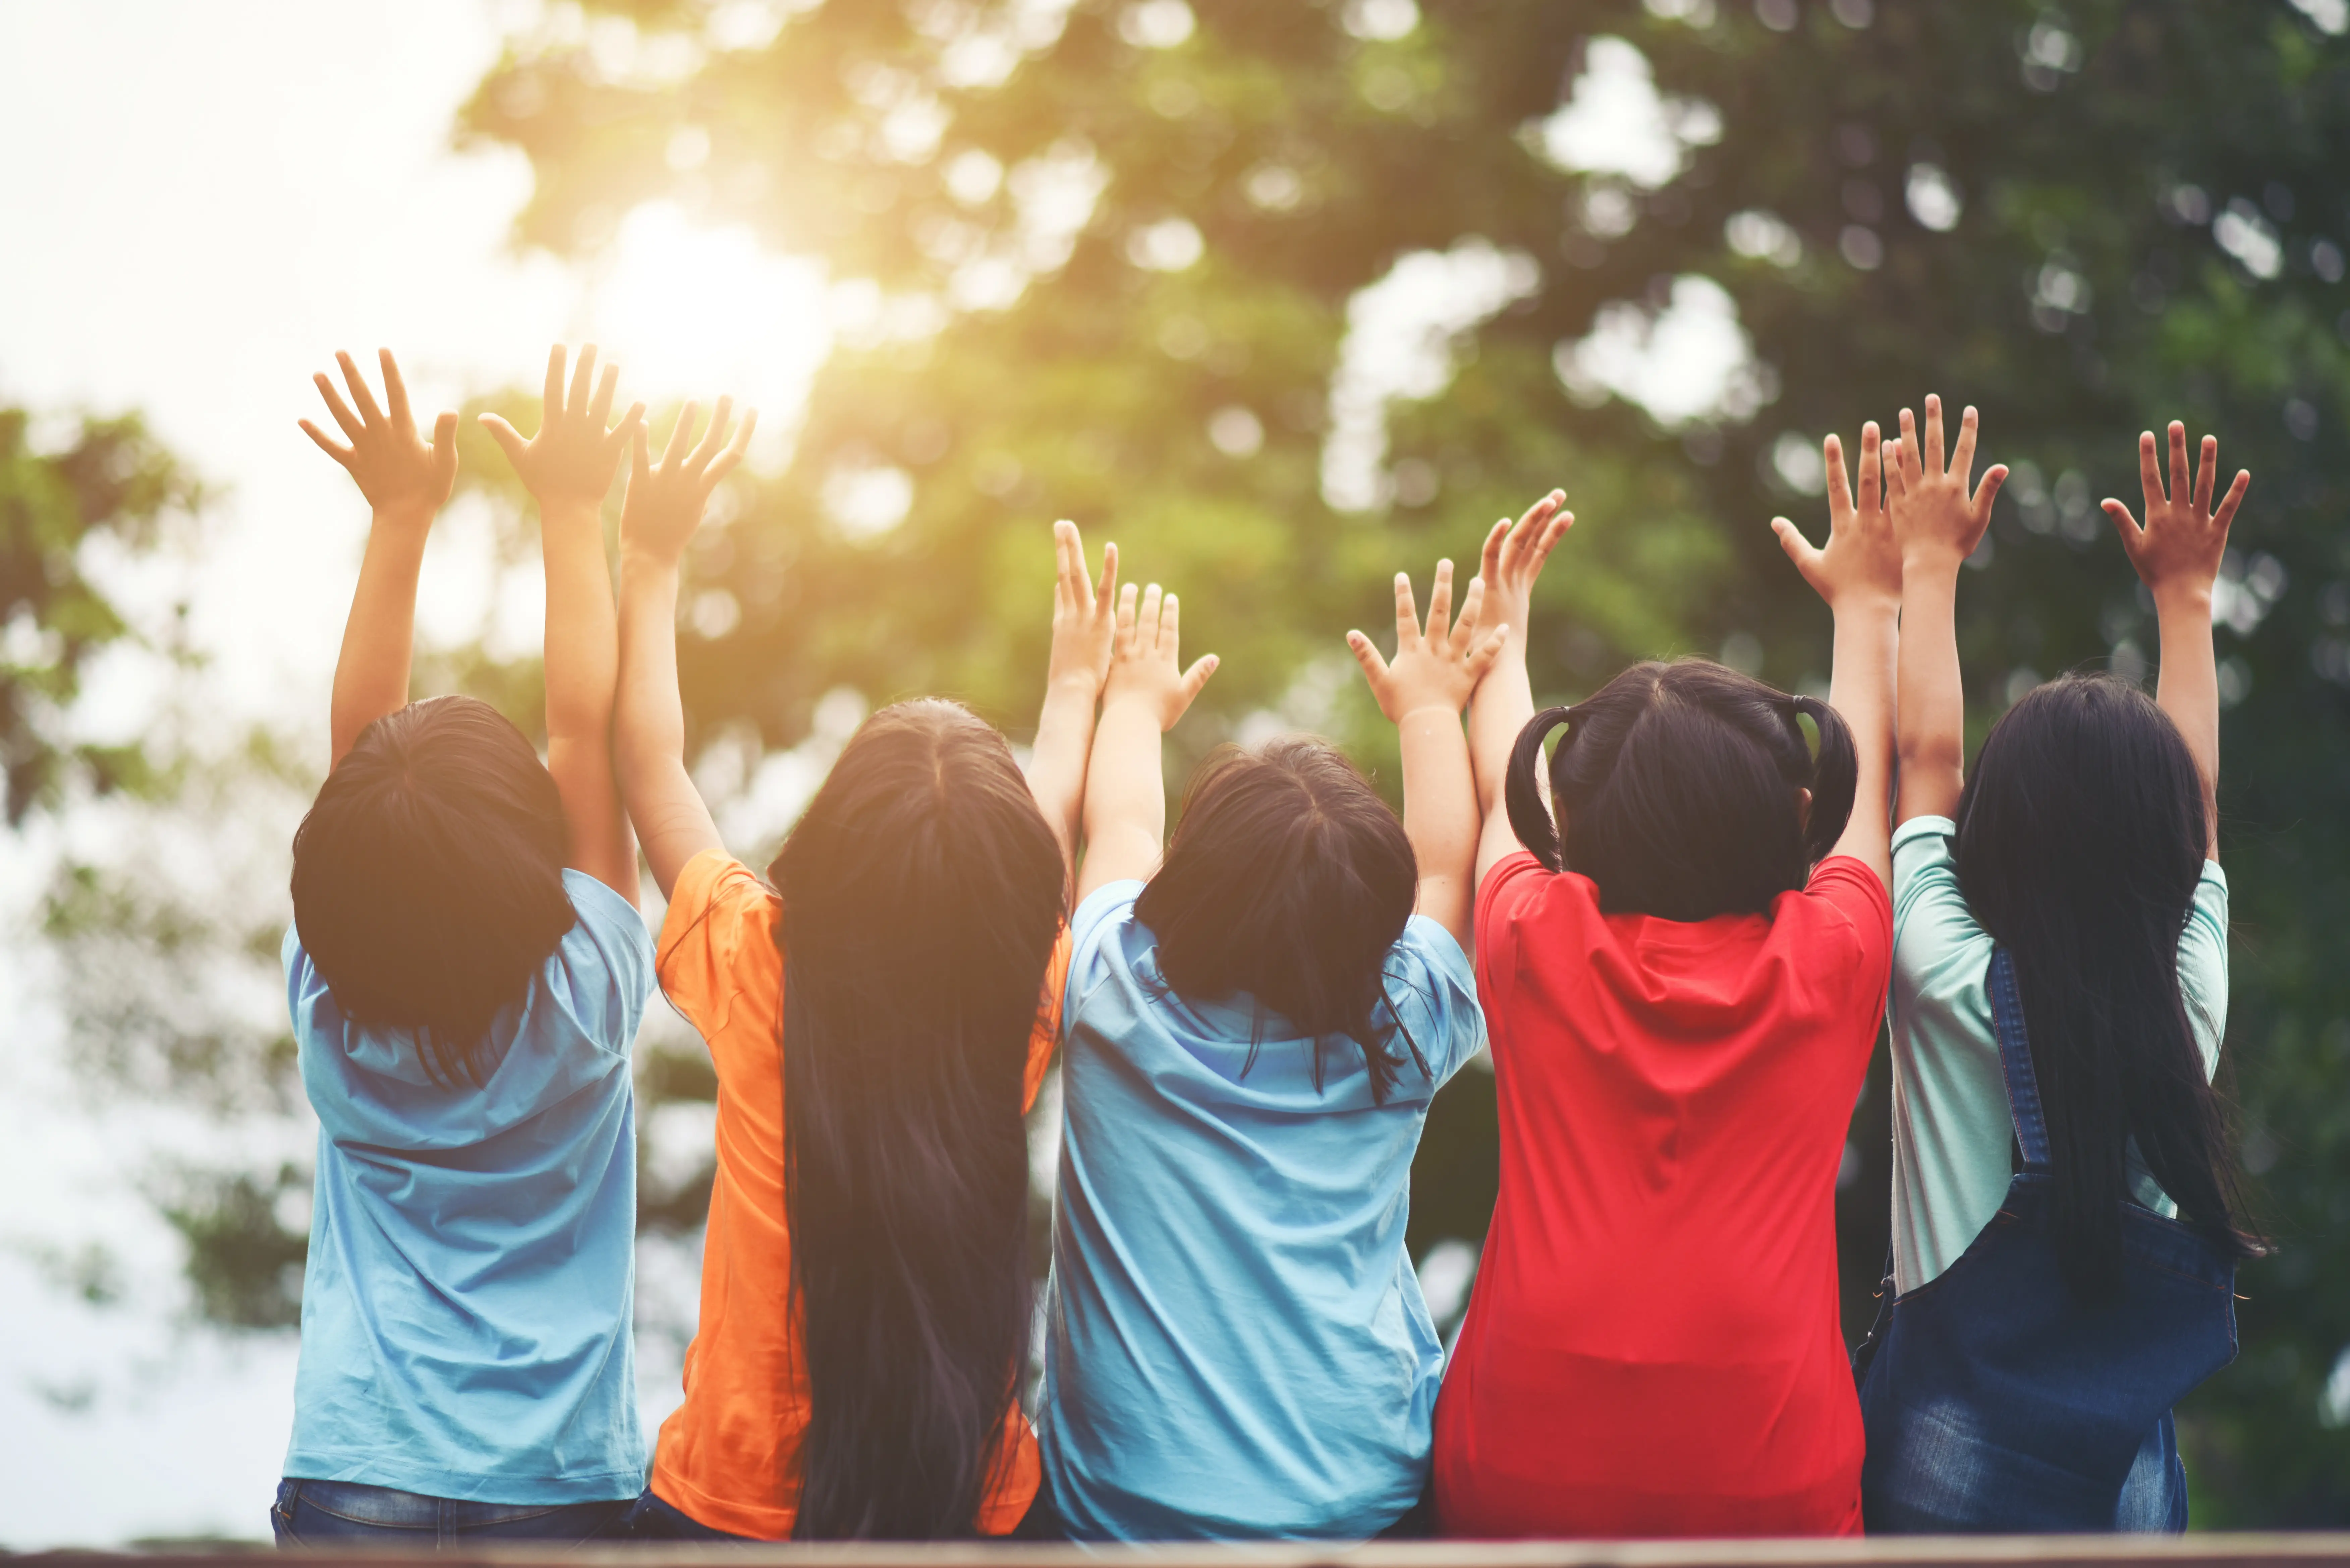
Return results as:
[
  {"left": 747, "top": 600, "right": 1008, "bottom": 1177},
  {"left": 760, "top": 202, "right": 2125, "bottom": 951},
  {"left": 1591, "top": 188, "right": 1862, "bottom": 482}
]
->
[
  {"left": 1133, "top": 736, "right": 1424, "bottom": 1101},
  {"left": 290, "top": 694, "right": 573, "bottom": 1083},
  {"left": 1953, "top": 673, "right": 2258, "bottom": 1296},
  {"left": 1505, "top": 658, "right": 1857, "bottom": 921},
  {"left": 763, "top": 697, "right": 1066, "bottom": 1540}
]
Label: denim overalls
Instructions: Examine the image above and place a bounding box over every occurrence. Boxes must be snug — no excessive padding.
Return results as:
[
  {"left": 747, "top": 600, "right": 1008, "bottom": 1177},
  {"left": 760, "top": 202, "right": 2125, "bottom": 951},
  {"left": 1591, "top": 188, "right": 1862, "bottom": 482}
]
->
[{"left": 1852, "top": 948, "right": 2238, "bottom": 1533}]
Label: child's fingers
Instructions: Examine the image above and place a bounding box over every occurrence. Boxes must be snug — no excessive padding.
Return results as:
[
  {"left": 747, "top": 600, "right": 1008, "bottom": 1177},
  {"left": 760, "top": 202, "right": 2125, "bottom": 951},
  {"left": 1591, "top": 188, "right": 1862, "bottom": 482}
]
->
[
  {"left": 478, "top": 411, "right": 529, "bottom": 468},
  {"left": 298, "top": 418, "right": 355, "bottom": 467},
  {"left": 1392, "top": 573, "right": 1420, "bottom": 648},
  {"left": 1529, "top": 509, "right": 1573, "bottom": 574},
  {"left": 2212, "top": 467, "right": 2251, "bottom": 534},
  {"left": 1138, "top": 583, "right": 1165, "bottom": 655},
  {"left": 1053, "top": 520, "right": 1081, "bottom": 612},
  {"left": 1969, "top": 463, "right": 2009, "bottom": 523},
  {"left": 1346, "top": 629, "right": 1392, "bottom": 690},
  {"left": 568, "top": 344, "right": 601, "bottom": 422},
  {"left": 379, "top": 349, "right": 412, "bottom": 432},
  {"left": 2166, "top": 421, "right": 2190, "bottom": 512},
  {"left": 543, "top": 344, "right": 568, "bottom": 419},
  {"left": 1922, "top": 393, "right": 1946, "bottom": 477},
  {"left": 630, "top": 419, "right": 652, "bottom": 483},
  {"left": 610, "top": 401, "right": 648, "bottom": 464},
  {"left": 1095, "top": 539, "right": 1119, "bottom": 616},
  {"left": 2136, "top": 430, "right": 2163, "bottom": 511},
  {"left": 2192, "top": 433, "right": 2219, "bottom": 518},
  {"left": 337, "top": 351, "right": 384, "bottom": 427},
  {"left": 1823, "top": 433, "right": 1852, "bottom": 526},
  {"left": 704, "top": 408, "right": 756, "bottom": 487},
  {"left": 1479, "top": 516, "right": 1511, "bottom": 589},
  {"left": 1465, "top": 621, "right": 1511, "bottom": 679},
  {"left": 588, "top": 362, "right": 621, "bottom": 429},
  {"left": 663, "top": 402, "right": 701, "bottom": 468},
  {"left": 1178, "top": 653, "right": 1219, "bottom": 706},
  {"left": 1895, "top": 408, "right": 1924, "bottom": 485},
  {"left": 430, "top": 412, "right": 460, "bottom": 482},
  {"left": 1427, "top": 559, "right": 1455, "bottom": 644},
  {"left": 689, "top": 396, "right": 736, "bottom": 472},
  {"left": 1450, "top": 575, "right": 1488, "bottom": 656},
  {"left": 1770, "top": 515, "right": 1822, "bottom": 581},
  {"left": 315, "top": 371, "right": 365, "bottom": 442},
  {"left": 1115, "top": 580, "right": 1139, "bottom": 652},
  {"left": 2101, "top": 498, "right": 2144, "bottom": 556},
  {"left": 1950, "top": 404, "right": 1980, "bottom": 480},
  {"left": 1882, "top": 439, "right": 1909, "bottom": 500},
  {"left": 1857, "top": 422, "right": 1882, "bottom": 516}
]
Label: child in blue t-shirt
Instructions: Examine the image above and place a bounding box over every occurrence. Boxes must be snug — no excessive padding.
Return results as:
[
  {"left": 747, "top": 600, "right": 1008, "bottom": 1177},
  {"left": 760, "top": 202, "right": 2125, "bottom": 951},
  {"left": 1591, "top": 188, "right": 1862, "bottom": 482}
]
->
[
  {"left": 1038, "top": 566, "right": 1499, "bottom": 1540},
  {"left": 272, "top": 348, "right": 658, "bottom": 1546}
]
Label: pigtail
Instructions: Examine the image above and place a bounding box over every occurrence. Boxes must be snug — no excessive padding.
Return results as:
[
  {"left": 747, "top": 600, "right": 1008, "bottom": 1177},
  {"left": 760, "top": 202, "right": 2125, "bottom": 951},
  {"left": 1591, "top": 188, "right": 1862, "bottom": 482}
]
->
[
  {"left": 1790, "top": 694, "right": 1857, "bottom": 863},
  {"left": 1506, "top": 705, "right": 1575, "bottom": 872}
]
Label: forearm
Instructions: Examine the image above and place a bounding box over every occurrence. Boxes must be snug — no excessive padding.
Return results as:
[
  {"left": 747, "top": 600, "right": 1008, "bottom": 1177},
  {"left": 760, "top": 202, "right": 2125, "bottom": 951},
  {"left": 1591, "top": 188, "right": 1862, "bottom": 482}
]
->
[
  {"left": 616, "top": 553, "right": 722, "bottom": 895},
  {"left": 1028, "top": 675, "right": 1099, "bottom": 892},
  {"left": 2153, "top": 584, "right": 2221, "bottom": 858},
  {"left": 1075, "top": 700, "right": 1168, "bottom": 901},
  {"left": 1894, "top": 551, "right": 1967, "bottom": 824},
  {"left": 1399, "top": 707, "right": 1480, "bottom": 950},
  {"left": 1826, "top": 598, "right": 1898, "bottom": 883},
  {"left": 328, "top": 506, "right": 432, "bottom": 767},
  {"left": 1468, "top": 643, "right": 1537, "bottom": 883},
  {"left": 541, "top": 502, "right": 619, "bottom": 743}
]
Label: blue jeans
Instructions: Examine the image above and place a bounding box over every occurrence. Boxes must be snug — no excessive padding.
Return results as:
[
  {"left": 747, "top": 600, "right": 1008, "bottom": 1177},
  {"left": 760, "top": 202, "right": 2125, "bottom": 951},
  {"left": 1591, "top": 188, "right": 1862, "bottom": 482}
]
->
[{"left": 270, "top": 1479, "right": 632, "bottom": 1548}]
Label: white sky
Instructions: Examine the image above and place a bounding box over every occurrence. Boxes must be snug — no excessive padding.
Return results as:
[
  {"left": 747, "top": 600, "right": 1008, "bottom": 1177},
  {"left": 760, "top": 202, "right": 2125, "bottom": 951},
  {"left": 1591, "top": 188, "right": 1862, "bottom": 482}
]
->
[{"left": 0, "top": 2, "right": 1718, "bottom": 1545}]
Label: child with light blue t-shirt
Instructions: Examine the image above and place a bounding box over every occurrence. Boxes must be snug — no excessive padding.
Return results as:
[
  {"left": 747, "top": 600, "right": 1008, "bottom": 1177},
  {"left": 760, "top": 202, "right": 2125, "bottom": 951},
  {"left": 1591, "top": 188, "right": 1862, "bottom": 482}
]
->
[
  {"left": 272, "top": 348, "right": 656, "bottom": 1546},
  {"left": 1038, "top": 564, "right": 1503, "bottom": 1541}
]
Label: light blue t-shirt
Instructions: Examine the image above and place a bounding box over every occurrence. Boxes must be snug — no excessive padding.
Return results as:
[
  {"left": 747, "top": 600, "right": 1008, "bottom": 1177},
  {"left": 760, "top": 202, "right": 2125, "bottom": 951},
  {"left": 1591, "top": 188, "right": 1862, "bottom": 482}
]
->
[
  {"left": 1038, "top": 881, "right": 1486, "bottom": 1542},
  {"left": 283, "top": 870, "right": 655, "bottom": 1503}
]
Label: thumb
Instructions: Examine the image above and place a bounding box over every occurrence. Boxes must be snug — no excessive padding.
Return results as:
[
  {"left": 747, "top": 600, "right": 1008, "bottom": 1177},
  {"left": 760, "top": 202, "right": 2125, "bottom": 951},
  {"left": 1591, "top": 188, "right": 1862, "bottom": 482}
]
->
[
  {"left": 1345, "top": 629, "right": 1391, "bottom": 689},
  {"left": 1179, "top": 653, "right": 1219, "bottom": 705},
  {"left": 1971, "top": 462, "right": 2010, "bottom": 522},
  {"left": 1770, "top": 516, "right": 1819, "bottom": 570},
  {"left": 1465, "top": 622, "right": 1511, "bottom": 680},
  {"left": 2102, "top": 498, "right": 2143, "bottom": 553},
  {"left": 478, "top": 412, "right": 528, "bottom": 469}
]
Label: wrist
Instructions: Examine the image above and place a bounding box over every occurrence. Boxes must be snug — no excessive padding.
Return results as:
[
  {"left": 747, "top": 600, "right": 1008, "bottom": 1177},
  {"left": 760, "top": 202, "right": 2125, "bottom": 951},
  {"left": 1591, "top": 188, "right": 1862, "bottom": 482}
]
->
[
  {"left": 1900, "top": 544, "right": 1969, "bottom": 577},
  {"left": 1047, "top": 667, "right": 1103, "bottom": 700},
  {"left": 619, "top": 543, "right": 685, "bottom": 577},
  {"left": 1831, "top": 586, "right": 1903, "bottom": 620},
  {"left": 2150, "top": 581, "right": 2215, "bottom": 618},
  {"left": 1396, "top": 702, "right": 1464, "bottom": 728},
  {"left": 370, "top": 499, "right": 437, "bottom": 533},
  {"left": 540, "top": 498, "right": 604, "bottom": 531}
]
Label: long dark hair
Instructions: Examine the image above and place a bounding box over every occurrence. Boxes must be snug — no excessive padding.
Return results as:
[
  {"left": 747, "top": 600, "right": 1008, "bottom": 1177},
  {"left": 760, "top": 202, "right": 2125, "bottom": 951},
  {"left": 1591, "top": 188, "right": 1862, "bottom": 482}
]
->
[
  {"left": 1133, "top": 737, "right": 1429, "bottom": 1102},
  {"left": 768, "top": 698, "right": 1066, "bottom": 1539},
  {"left": 1505, "top": 658, "right": 1857, "bottom": 920},
  {"left": 1954, "top": 674, "right": 2262, "bottom": 1298},
  {"left": 289, "top": 694, "right": 573, "bottom": 1083}
]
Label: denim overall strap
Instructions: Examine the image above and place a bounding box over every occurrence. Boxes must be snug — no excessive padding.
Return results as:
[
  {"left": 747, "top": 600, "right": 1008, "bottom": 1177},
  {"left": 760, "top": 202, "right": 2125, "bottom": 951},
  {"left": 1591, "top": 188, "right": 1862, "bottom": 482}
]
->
[{"left": 1985, "top": 947, "right": 2052, "bottom": 1173}]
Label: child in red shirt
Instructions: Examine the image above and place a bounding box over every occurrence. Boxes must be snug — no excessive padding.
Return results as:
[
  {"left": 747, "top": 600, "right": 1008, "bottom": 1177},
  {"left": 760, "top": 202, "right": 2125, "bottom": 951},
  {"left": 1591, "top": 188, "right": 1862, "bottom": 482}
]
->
[{"left": 1433, "top": 437, "right": 1899, "bottom": 1537}]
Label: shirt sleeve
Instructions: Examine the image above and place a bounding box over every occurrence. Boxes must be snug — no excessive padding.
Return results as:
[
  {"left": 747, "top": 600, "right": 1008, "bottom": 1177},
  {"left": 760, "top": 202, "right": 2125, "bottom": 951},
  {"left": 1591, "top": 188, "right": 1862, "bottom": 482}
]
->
[
  {"left": 1387, "top": 915, "right": 1487, "bottom": 1090},
  {"left": 1023, "top": 924, "right": 1075, "bottom": 1113},
  {"left": 655, "top": 850, "right": 783, "bottom": 1078},
  {"left": 1889, "top": 817, "right": 1984, "bottom": 1017},
  {"left": 1062, "top": 879, "right": 1146, "bottom": 1035},
  {"left": 1472, "top": 850, "right": 1550, "bottom": 1011},
  {"left": 562, "top": 869, "right": 659, "bottom": 1061},
  {"left": 1803, "top": 852, "right": 1895, "bottom": 1015},
  {"left": 2178, "top": 861, "right": 2231, "bottom": 1079}
]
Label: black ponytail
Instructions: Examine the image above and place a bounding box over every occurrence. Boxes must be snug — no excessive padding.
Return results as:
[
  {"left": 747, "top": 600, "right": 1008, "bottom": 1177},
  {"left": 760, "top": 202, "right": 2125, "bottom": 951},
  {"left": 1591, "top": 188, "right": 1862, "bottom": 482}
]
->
[
  {"left": 1787, "top": 694, "right": 1858, "bottom": 864},
  {"left": 1517, "top": 659, "right": 1857, "bottom": 920},
  {"left": 1505, "top": 705, "right": 1575, "bottom": 872}
]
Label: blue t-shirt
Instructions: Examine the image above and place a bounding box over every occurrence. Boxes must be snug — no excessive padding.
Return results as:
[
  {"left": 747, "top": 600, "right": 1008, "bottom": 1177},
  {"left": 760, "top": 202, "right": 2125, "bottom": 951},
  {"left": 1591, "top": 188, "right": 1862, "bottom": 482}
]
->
[
  {"left": 282, "top": 870, "right": 654, "bottom": 1503},
  {"left": 1038, "top": 881, "right": 1486, "bottom": 1541}
]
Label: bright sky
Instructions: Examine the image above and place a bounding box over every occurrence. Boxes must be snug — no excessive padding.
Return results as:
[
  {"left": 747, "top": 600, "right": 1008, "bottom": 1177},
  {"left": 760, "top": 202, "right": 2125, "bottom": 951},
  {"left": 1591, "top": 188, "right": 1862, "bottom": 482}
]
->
[{"left": 0, "top": 2, "right": 1719, "bottom": 1545}]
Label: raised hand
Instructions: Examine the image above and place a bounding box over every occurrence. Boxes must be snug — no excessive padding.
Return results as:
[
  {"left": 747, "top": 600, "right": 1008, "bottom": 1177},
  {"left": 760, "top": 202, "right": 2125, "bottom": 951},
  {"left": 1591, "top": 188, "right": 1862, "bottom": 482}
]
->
[
  {"left": 1349, "top": 560, "right": 1509, "bottom": 723},
  {"left": 301, "top": 349, "right": 458, "bottom": 520},
  {"left": 1048, "top": 519, "right": 1120, "bottom": 698},
  {"left": 620, "top": 398, "right": 756, "bottom": 564},
  {"left": 1474, "top": 489, "right": 1572, "bottom": 649},
  {"left": 1774, "top": 421, "right": 1902, "bottom": 611},
  {"left": 2105, "top": 421, "right": 2250, "bottom": 608},
  {"left": 1101, "top": 583, "right": 1217, "bottom": 731},
  {"left": 1883, "top": 394, "right": 2008, "bottom": 569},
  {"left": 481, "top": 344, "right": 646, "bottom": 512}
]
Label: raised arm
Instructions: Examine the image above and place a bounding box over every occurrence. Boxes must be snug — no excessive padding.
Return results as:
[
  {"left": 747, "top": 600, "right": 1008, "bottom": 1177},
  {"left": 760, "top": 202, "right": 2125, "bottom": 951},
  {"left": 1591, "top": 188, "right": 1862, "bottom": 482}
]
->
[
  {"left": 1029, "top": 521, "right": 1119, "bottom": 899},
  {"left": 300, "top": 349, "right": 459, "bottom": 769},
  {"left": 1885, "top": 397, "right": 2009, "bottom": 826},
  {"left": 1348, "top": 560, "right": 1508, "bottom": 952},
  {"left": 613, "top": 398, "right": 758, "bottom": 898},
  {"left": 481, "top": 345, "right": 646, "bottom": 902},
  {"left": 1074, "top": 583, "right": 1217, "bottom": 904},
  {"left": 2103, "top": 421, "right": 2249, "bottom": 862},
  {"left": 1467, "top": 491, "right": 1571, "bottom": 887},
  {"left": 1772, "top": 416, "right": 1915, "bottom": 889}
]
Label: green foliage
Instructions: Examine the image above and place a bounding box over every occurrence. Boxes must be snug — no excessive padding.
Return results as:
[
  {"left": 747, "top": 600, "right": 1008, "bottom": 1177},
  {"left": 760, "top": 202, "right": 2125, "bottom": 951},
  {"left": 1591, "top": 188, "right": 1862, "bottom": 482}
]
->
[
  {"left": 161, "top": 1164, "right": 310, "bottom": 1332},
  {"left": 452, "top": 0, "right": 2350, "bottom": 1519},
  {"left": 0, "top": 406, "right": 199, "bottom": 821}
]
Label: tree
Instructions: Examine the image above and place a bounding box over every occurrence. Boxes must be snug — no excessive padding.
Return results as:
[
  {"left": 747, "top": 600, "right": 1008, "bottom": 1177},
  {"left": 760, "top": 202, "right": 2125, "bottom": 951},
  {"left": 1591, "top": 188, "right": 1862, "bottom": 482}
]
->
[{"left": 465, "top": 0, "right": 2350, "bottom": 1520}]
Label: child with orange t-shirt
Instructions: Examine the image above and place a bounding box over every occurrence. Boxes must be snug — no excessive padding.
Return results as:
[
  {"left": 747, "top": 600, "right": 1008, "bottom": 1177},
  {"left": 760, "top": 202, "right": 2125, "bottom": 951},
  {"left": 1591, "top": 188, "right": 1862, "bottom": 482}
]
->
[{"left": 607, "top": 398, "right": 1121, "bottom": 1540}]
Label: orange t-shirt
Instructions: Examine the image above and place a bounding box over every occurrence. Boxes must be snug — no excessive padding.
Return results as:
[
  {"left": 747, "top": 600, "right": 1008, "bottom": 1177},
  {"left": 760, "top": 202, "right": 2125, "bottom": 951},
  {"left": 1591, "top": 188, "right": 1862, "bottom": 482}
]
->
[{"left": 647, "top": 851, "right": 1070, "bottom": 1540}]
